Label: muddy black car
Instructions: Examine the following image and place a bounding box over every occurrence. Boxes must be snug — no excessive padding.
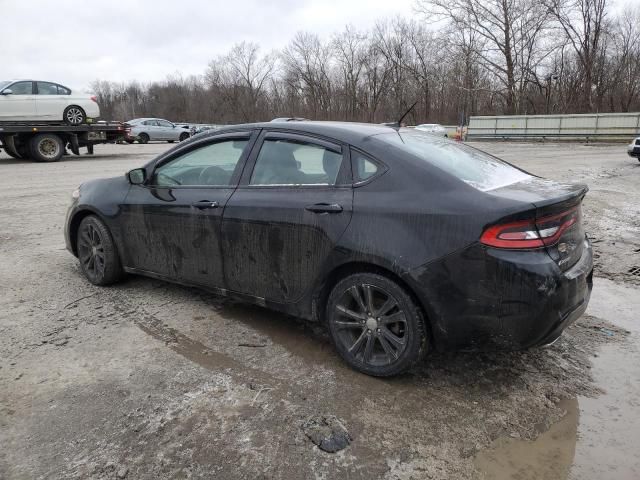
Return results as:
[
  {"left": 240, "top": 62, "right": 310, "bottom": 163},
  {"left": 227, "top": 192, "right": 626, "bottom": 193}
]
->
[{"left": 65, "top": 122, "right": 593, "bottom": 377}]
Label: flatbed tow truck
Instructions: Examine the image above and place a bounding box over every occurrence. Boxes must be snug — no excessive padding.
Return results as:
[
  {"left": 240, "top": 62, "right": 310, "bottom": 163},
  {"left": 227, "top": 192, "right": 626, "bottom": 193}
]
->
[{"left": 0, "top": 121, "right": 130, "bottom": 162}]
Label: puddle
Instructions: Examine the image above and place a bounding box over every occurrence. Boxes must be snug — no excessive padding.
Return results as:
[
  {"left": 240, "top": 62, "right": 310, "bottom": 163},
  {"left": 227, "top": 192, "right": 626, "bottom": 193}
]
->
[{"left": 474, "top": 398, "right": 579, "bottom": 480}]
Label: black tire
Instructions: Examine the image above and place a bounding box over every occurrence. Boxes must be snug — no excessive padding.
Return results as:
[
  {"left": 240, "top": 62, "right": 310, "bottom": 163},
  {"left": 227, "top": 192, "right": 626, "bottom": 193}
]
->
[
  {"left": 63, "top": 105, "right": 86, "bottom": 125},
  {"left": 29, "top": 134, "right": 64, "bottom": 162},
  {"left": 167, "top": 140, "right": 175, "bottom": 143},
  {"left": 179, "top": 132, "right": 189, "bottom": 142},
  {"left": 138, "top": 133, "right": 149, "bottom": 144},
  {"left": 326, "top": 273, "right": 428, "bottom": 377},
  {"left": 76, "top": 215, "right": 124, "bottom": 286}
]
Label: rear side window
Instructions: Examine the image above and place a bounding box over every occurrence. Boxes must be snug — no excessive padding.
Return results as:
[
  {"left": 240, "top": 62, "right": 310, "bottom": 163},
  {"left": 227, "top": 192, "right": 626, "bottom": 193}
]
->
[
  {"left": 351, "top": 150, "right": 380, "bottom": 182},
  {"left": 375, "top": 130, "right": 531, "bottom": 191},
  {"left": 250, "top": 138, "right": 343, "bottom": 186}
]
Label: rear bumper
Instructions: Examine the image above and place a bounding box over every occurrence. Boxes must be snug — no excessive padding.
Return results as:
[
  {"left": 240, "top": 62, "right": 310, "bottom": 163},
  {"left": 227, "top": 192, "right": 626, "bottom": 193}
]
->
[{"left": 406, "top": 237, "right": 593, "bottom": 351}]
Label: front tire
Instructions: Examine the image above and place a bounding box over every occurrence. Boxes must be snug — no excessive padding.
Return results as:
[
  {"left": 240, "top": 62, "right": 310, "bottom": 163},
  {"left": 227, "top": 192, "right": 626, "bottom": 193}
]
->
[
  {"left": 63, "top": 105, "right": 86, "bottom": 125},
  {"left": 29, "top": 134, "right": 64, "bottom": 162},
  {"left": 326, "top": 273, "right": 428, "bottom": 377},
  {"left": 179, "top": 132, "right": 189, "bottom": 142},
  {"left": 77, "top": 215, "right": 124, "bottom": 286}
]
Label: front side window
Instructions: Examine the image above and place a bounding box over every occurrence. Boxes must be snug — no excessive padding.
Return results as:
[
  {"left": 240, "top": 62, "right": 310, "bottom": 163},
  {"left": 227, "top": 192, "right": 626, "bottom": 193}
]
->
[
  {"left": 8, "top": 81, "right": 32, "bottom": 95},
  {"left": 250, "top": 138, "right": 343, "bottom": 186},
  {"left": 152, "top": 139, "right": 248, "bottom": 187},
  {"left": 142, "top": 120, "right": 157, "bottom": 126},
  {"left": 37, "top": 82, "right": 60, "bottom": 95}
]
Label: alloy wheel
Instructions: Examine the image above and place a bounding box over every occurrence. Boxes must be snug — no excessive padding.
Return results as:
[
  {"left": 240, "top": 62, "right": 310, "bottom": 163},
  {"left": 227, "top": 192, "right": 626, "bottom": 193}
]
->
[
  {"left": 66, "top": 107, "right": 84, "bottom": 125},
  {"left": 77, "top": 223, "right": 105, "bottom": 281},
  {"left": 331, "top": 283, "right": 408, "bottom": 367}
]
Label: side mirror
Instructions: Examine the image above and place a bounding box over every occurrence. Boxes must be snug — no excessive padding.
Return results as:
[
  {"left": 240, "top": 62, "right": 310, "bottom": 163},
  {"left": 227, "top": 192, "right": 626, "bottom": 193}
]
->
[
  {"left": 1, "top": 89, "right": 13, "bottom": 95},
  {"left": 127, "top": 168, "right": 146, "bottom": 185}
]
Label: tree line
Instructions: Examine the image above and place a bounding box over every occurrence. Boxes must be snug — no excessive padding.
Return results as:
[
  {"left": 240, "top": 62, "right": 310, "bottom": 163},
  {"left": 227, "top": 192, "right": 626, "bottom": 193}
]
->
[{"left": 92, "top": 0, "right": 639, "bottom": 126}]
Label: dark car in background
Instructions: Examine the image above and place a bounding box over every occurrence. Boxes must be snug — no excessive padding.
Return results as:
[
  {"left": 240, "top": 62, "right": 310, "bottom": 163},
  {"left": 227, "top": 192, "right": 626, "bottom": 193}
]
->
[{"left": 64, "top": 122, "right": 593, "bottom": 377}]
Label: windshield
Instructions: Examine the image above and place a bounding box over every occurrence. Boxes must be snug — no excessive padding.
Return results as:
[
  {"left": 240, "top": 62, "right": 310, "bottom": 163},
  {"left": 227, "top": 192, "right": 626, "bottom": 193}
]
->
[
  {"left": 0, "top": 81, "right": 11, "bottom": 90},
  {"left": 374, "top": 130, "right": 531, "bottom": 191}
]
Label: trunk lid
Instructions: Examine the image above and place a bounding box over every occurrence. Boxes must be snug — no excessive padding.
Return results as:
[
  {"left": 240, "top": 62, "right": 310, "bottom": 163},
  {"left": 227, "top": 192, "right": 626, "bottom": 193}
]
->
[{"left": 488, "top": 177, "right": 588, "bottom": 271}]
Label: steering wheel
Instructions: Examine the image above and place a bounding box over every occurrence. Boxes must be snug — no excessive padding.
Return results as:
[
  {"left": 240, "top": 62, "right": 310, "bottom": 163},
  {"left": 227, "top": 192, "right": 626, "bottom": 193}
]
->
[{"left": 198, "top": 165, "right": 227, "bottom": 185}]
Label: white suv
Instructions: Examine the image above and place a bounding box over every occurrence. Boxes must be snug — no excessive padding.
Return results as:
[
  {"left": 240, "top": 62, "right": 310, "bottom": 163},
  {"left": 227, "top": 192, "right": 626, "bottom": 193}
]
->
[{"left": 0, "top": 80, "right": 100, "bottom": 125}]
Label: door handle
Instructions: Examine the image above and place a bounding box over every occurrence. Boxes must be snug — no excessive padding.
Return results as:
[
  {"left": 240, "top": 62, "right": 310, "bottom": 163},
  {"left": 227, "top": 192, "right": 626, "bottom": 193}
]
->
[
  {"left": 192, "top": 200, "right": 219, "bottom": 209},
  {"left": 305, "top": 203, "right": 343, "bottom": 213}
]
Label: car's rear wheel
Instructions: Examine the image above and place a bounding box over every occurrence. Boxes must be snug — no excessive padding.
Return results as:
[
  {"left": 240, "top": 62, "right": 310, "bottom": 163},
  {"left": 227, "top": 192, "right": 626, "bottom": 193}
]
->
[
  {"left": 179, "top": 132, "right": 189, "bottom": 142},
  {"left": 63, "top": 105, "right": 86, "bottom": 125},
  {"left": 77, "top": 215, "right": 123, "bottom": 286},
  {"left": 29, "top": 133, "right": 64, "bottom": 162},
  {"left": 138, "top": 133, "right": 149, "bottom": 144},
  {"left": 326, "top": 273, "right": 428, "bottom": 377}
]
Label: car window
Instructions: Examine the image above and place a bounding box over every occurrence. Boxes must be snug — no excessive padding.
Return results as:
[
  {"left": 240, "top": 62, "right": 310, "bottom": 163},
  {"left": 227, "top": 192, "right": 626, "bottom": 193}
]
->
[
  {"left": 142, "top": 120, "right": 157, "bottom": 126},
  {"left": 152, "top": 139, "right": 248, "bottom": 187},
  {"left": 58, "top": 85, "right": 71, "bottom": 95},
  {"left": 8, "top": 81, "right": 32, "bottom": 95},
  {"left": 36, "top": 82, "right": 61, "bottom": 95},
  {"left": 351, "top": 150, "right": 380, "bottom": 182},
  {"left": 250, "top": 138, "right": 343, "bottom": 186},
  {"left": 374, "top": 130, "right": 531, "bottom": 191},
  {"left": 157, "top": 120, "right": 173, "bottom": 128}
]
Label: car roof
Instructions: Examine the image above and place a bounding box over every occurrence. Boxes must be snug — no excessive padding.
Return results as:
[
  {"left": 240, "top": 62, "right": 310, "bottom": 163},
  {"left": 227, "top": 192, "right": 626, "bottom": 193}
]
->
[{"left": 205, "top": 121, "right": 403, "bottom": 145}]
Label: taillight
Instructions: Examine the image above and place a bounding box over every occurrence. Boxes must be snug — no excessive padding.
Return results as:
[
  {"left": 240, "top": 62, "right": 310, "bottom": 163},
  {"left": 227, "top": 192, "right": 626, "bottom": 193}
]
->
[
  {"left": 90, "top": 95, "right": 98, "bottom": 103},
  {"left": 481, "top": 207, "right": 580, "bottom": 249}
]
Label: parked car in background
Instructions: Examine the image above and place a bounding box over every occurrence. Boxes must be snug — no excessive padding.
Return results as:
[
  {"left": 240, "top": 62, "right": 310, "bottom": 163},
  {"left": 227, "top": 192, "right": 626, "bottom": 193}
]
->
[
  {"left": 126, "top": 118, "right": 190, "bottom": 144},
  {"left": 627, "top": 137, "right": 640, "bottom": 161},
  {"left": 415, "top": 123, "right": 448, "bottom": 137},
  {"left": 65, "top": 122, "right": 592, "bottom": 377},
  {"left": 0, "top": 80, "right": 99, "bottom": 125}
]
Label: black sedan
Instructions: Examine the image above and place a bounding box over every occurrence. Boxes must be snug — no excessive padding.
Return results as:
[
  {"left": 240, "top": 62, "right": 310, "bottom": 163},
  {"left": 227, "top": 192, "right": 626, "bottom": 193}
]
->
[{"left": 65, "top": 122, "right": 593, "bottom": 377}]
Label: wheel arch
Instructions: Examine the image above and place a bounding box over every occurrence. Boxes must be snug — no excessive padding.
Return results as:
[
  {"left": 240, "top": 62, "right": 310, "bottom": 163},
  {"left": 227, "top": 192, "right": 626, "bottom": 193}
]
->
[
  {"left": 313, "top": 261, "right": 436, "bottom": 347},
  {"left": 68, "top": 208, "right": 108, "bottom": 256}
]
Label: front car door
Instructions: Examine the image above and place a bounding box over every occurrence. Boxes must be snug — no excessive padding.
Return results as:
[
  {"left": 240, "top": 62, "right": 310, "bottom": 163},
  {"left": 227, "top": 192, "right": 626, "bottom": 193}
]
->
[
  {"left": 0, "top": 81, "right": 36, "bottom": 120},
  {"left": 221, "top": 131, "right": 353, "bottom": 304},
  {"left": 119, "top": 131, "right": 257, "bottom": 287},
  {"left": 156, "top": 119, "right": 177, "bottom": 140}
]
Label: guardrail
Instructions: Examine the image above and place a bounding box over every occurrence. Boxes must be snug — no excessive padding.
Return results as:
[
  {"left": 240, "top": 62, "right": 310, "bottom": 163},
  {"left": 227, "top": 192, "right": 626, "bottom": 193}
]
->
[{"left": 467, "top": 113, "right": 640, "bottom": 140}]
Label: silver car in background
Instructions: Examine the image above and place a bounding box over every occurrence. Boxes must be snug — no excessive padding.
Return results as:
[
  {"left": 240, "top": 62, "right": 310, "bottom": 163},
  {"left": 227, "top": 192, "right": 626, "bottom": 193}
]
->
[
  {"left": 126, "top": 118, "right": 191, "bottom": 144},
  {"left": 415, "top": 123, "right": 448, "bottom": 137},
  {"left": 627, "top": 137, "right": 640, "bottom": 161}
]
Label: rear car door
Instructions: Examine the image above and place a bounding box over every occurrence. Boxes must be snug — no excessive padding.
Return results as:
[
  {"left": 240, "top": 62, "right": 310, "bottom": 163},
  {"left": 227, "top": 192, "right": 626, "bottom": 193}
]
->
[
  {"left": 221, "top": 131, "right": 353, "bottom": 303},
  {"left": 35, "top": 82, "right": 68, "bottom": 120},
  {"left": 0, "top": 81, "right": 36, "bottom": 120},
  {"left": 119, "top": 131, "right": 257, "bottom": 286}
]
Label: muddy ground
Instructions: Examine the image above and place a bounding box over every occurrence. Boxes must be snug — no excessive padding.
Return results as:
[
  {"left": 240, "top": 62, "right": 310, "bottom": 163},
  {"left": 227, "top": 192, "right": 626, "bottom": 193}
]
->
[{"left": 1, "top": 141, "right": 639, "bottom": 479}]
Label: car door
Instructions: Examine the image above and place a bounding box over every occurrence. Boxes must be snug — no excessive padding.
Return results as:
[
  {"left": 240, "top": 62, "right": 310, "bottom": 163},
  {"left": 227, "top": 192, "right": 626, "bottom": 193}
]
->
[
  {"left": 119, "top": 131, "right": 257, "bottom": 287},
  {"left": 35, "top": 81, "right": 67, "bottom": 120},
  {"left": 221, "top": 131, "right": 353, "bottom": 303},
  {"left": 145, "top": 120, "right": 161, "bottom": 140},
  {"left": 0, "top": 81, "right": 36, "bottom": 120},
  {"left": 157, "top": 119, "right": 177, "bottom": 140}
]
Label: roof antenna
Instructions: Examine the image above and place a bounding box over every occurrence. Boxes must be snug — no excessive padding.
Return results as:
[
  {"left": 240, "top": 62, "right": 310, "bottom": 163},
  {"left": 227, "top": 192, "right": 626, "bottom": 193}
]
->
[{"left": 383, "top": 100, "right": 418, "bottom": 129}]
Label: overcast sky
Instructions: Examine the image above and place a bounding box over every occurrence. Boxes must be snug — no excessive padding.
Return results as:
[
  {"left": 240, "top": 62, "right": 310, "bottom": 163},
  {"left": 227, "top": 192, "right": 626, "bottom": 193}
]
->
[{"left": 1, "top": 0, "right": 416, "bottom": 91}]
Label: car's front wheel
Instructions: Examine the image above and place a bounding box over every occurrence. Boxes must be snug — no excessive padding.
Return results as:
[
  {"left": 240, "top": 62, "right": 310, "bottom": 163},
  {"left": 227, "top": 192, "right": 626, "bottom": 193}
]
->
[
  {"left": 77, "top": 215, "right": 123, "bottom": 286},
  {"left": 179, "top": 132, "right": 190, "bottom": 142},
  {"left": 326, "top": 273, "right": 428, "bottom": 377},
  {"left": 63, "top": 105, "right": 86, "bottom": 125}
]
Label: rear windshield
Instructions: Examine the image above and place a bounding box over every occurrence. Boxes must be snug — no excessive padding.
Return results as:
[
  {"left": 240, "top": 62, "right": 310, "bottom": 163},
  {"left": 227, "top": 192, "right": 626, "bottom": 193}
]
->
[{"left": 375, "top": 130, "right": 531, "bottom": 191}]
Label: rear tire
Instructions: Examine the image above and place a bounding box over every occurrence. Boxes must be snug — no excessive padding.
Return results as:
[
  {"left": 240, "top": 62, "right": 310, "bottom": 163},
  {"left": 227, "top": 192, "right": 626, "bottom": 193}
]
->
[
  {"left": 76, "top": 215, "right": 124, "bottom": 286},
  {"left": 326, "top": 272, "right": 428, "bottom": 377},
  {"left": 63, "top": 105, "right": 86, "bottom": 125},
  {"left": 29, "top": 134, "right": 64, "bottom": 162},
  {"left": 138, "top": 133, "right": 149, "bottom": 144}
]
